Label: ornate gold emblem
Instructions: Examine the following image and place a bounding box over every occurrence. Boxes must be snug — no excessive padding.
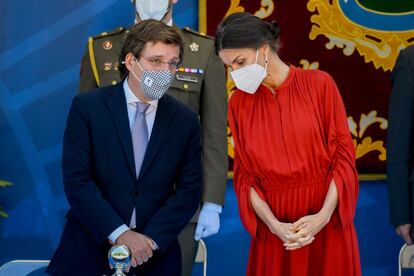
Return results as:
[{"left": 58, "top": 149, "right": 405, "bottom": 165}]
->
[
  {"left": 348, "top": 110, "right": 387, "bottom": 160},
  {"left": 307, "top": 0, "right": 414, "bottom": 71},
  {"left": 300, "top": 59, "right": 319, "bottom": 70},
  {"left": 225, "top": 0, "right": 274, "bottom": 19}
]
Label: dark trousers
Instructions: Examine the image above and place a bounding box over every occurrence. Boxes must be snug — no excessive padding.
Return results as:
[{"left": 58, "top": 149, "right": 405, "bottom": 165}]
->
[
  {"left": 178, "top": 223, "right": 199, "bottom": 276},
  {"left": 126, "top": 239, "right": 182, "bottom": 276}
]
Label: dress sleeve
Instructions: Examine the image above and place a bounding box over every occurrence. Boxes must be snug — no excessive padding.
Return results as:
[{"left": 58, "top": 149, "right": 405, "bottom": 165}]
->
[
  {"left": 229, "top": 95, "right": 266, "bottom": 240},
  {"left": 321, "top": 74, "right": 359, "bottom": 229}
]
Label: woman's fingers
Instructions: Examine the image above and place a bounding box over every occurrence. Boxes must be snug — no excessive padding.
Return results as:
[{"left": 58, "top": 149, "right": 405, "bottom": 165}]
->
[
  {"left": 291, "top": 217, "right": 308, "bottom": 229},
  {"left": 286, "top": 231, "right": 303, "bottom": 241},
  {"left": 285, "top": 245, "right": 302, "bottom": 250},
  {"left": 284, "top": 241, "right": 301, "bottom": 248},
  {"left": 297, "top": 235, "right": 315, "bottom": 246},
  {"left": 283, "top": 235, "right": 315, "bottom": 250}
]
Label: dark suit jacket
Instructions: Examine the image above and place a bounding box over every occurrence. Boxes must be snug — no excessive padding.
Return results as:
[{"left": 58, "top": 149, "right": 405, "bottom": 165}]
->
[
  {"left": 47, "top": 82, "right": 202, "bottom": 275},
  {"left": 79, "top": 25, "right": 228, "bottom": 213},
  {"left": 387, "top": 45, "right": 414, "bottom": 227}
]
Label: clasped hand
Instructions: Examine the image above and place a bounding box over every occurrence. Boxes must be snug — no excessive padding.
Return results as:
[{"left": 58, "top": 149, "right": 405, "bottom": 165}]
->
[
  {"left": 271, "top": 212, "right": 330, "bottom": 250},
  {"left": 113, "top": 230, "right": 155, "bottom": 272}
]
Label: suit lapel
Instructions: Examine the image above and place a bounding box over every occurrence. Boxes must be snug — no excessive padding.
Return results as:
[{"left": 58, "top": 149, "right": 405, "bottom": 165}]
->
[
  {"left": 138, "top": 95, "right": 176, "bottom": 182},
  {"left": 106, "top": 82, "right": 137, "bottom": 179}
]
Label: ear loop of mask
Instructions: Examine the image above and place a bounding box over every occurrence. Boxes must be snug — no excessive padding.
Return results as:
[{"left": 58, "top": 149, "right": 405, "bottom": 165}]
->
[
  {"left": 254, "top": 49, "right": 259, "bottom": 64},
  {"left": 160, "top": 4, "right": 172, "bottom": 21},
  {"left": 130, "top": 58, "right": 144, "bottom": 83},
  {"left": 256, "top": 49, "right": 268, "bottom": 71}
]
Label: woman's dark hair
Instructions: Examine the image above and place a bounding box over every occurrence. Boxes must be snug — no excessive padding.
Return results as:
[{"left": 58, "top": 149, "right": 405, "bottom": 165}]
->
[
  {"left": 215, "top": 12, "right": 280, "bottom": 54},
  {"left": 119, "top": 19, "right": 184, "bottom": 78}
]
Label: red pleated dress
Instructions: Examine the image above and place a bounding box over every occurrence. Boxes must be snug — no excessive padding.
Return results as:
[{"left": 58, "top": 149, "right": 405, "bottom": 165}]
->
[{"left": 228, "top": 66, "right": 361, "bottom": 275}]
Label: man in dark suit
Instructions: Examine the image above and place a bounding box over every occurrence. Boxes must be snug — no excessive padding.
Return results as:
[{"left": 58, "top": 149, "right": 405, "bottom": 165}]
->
[
  {"left": 79, "top": 2, "right": 228, "bottom": 273},
  {"left": 46, "top": 20, "right": 202, "bottom": 276},
  {"left": 387, "top": 45, "right": 414, "bottom": 245}
]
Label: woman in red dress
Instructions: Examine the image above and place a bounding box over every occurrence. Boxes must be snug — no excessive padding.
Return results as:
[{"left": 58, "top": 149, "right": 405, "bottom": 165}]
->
[{"left": 215, "top": 12, "right": 361, "bottom": 275}]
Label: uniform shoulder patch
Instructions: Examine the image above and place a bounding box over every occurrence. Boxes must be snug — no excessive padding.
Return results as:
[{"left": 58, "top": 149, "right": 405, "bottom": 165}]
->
[
  {"left": 183, "top": 27, "right": 214, "bottom": 40},
  {"left": 90, "top": 27, "right": 127, "bottom": 41}
]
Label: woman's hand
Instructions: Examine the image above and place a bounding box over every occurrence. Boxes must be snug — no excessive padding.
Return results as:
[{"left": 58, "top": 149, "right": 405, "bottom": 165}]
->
[
  {"left": 269, "top": 220, "right": 298, "bottom": 244},
  {"left": 270, "top": 220, "right": 315, "bottom": 250},
  {"left": 283, "top": 180, "right": 338, "bottom": 250},
  {"left": 293, "top": 212, "right": 330, "bottom": 237},
  {"left": 285, "top": 211, "right": 331, "bottom": 250}
]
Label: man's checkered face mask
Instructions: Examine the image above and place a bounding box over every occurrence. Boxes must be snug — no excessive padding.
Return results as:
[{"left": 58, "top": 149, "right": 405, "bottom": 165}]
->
[{"left": 131, "top": 59, "right": 174, "bottom": 101}]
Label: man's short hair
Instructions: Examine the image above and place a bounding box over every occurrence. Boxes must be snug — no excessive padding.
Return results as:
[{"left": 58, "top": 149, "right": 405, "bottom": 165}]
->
[{"left": 119, "top": 19, "right": 184, "bottom": 78}]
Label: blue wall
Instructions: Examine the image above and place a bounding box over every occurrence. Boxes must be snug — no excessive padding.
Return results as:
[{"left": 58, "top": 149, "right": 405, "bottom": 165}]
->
[{"left": 0, "top": 1, "right": 405, "bottom": 276}]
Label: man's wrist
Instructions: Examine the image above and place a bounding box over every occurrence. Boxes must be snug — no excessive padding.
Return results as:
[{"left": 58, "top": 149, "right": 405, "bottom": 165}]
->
[
  {"left": 108, "top": 224, "right": 130, "bottom": 244},
  {"left": 144, "top": 235, "right": 159, "bottom": 250}
]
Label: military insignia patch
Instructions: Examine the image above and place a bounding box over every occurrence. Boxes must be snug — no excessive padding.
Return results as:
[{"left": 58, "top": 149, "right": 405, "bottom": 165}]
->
[
  {"left": 103, "top": 40, "right": 113, "bottom": 50},
  {"left": 176, "top": 74, "right": 199, "bottom": 83},
  {"left": 189, "top": 42, "right": 199, "bottom": 52},
  {"left": 104, "top": 62, "right": 112, "bottom": 71},
  {"left": 176, "top": 66, "right": 204, "bottom": 74}
]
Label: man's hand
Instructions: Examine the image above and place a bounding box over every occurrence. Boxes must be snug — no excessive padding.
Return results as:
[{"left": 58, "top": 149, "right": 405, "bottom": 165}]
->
[
  {"left": 116, "top": 230, "right": 154, "bottom": 267},
  {"left": 396, "top": 224, "right": 413, "bottom": 245},
  {"left": 194, "top": 203, "right": 221, "bottom": 240}
]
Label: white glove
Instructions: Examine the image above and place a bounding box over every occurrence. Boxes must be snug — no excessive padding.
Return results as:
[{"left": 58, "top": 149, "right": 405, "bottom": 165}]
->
[{"left": 194, "top": 202, "right": 222, "bottom": 240}]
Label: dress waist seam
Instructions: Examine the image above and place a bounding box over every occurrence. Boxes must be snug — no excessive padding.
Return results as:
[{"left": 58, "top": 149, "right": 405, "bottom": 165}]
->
[{"left": 259, "top": 177, "right": 326, "bottom": 191}]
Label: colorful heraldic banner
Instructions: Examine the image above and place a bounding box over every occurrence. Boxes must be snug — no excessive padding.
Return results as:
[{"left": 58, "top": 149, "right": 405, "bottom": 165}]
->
[{"left": 200, "top": 0, "right": 414, "bottom": 177}]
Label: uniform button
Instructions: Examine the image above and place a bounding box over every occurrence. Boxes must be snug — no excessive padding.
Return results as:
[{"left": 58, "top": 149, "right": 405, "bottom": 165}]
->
[
  {"left": 183, "top": 83, "right": 189, "bottom": 90},
  {"left": 112, "top": 80, "right": 117, "bottom": 85}
]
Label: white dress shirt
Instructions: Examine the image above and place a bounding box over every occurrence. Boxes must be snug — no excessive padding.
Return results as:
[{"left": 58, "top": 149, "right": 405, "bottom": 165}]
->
[{"left": 108, "top": 79, "right": 158, "bottom": 245}]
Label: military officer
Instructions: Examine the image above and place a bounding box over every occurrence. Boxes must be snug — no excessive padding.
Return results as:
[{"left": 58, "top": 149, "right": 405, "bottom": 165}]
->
[{"left": 78, "top": 1, "right": 228, "bottom": 275}]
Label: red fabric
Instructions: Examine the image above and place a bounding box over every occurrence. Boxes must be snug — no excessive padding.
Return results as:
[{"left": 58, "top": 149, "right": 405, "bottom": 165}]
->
[{"left": 229, "top": 66, "right": 361, "bottom": 276}]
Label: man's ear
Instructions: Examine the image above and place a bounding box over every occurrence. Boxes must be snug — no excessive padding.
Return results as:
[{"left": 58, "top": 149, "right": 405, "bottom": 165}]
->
[{"left": 124, "top": 53, "right": 136, "bottom": 72}]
